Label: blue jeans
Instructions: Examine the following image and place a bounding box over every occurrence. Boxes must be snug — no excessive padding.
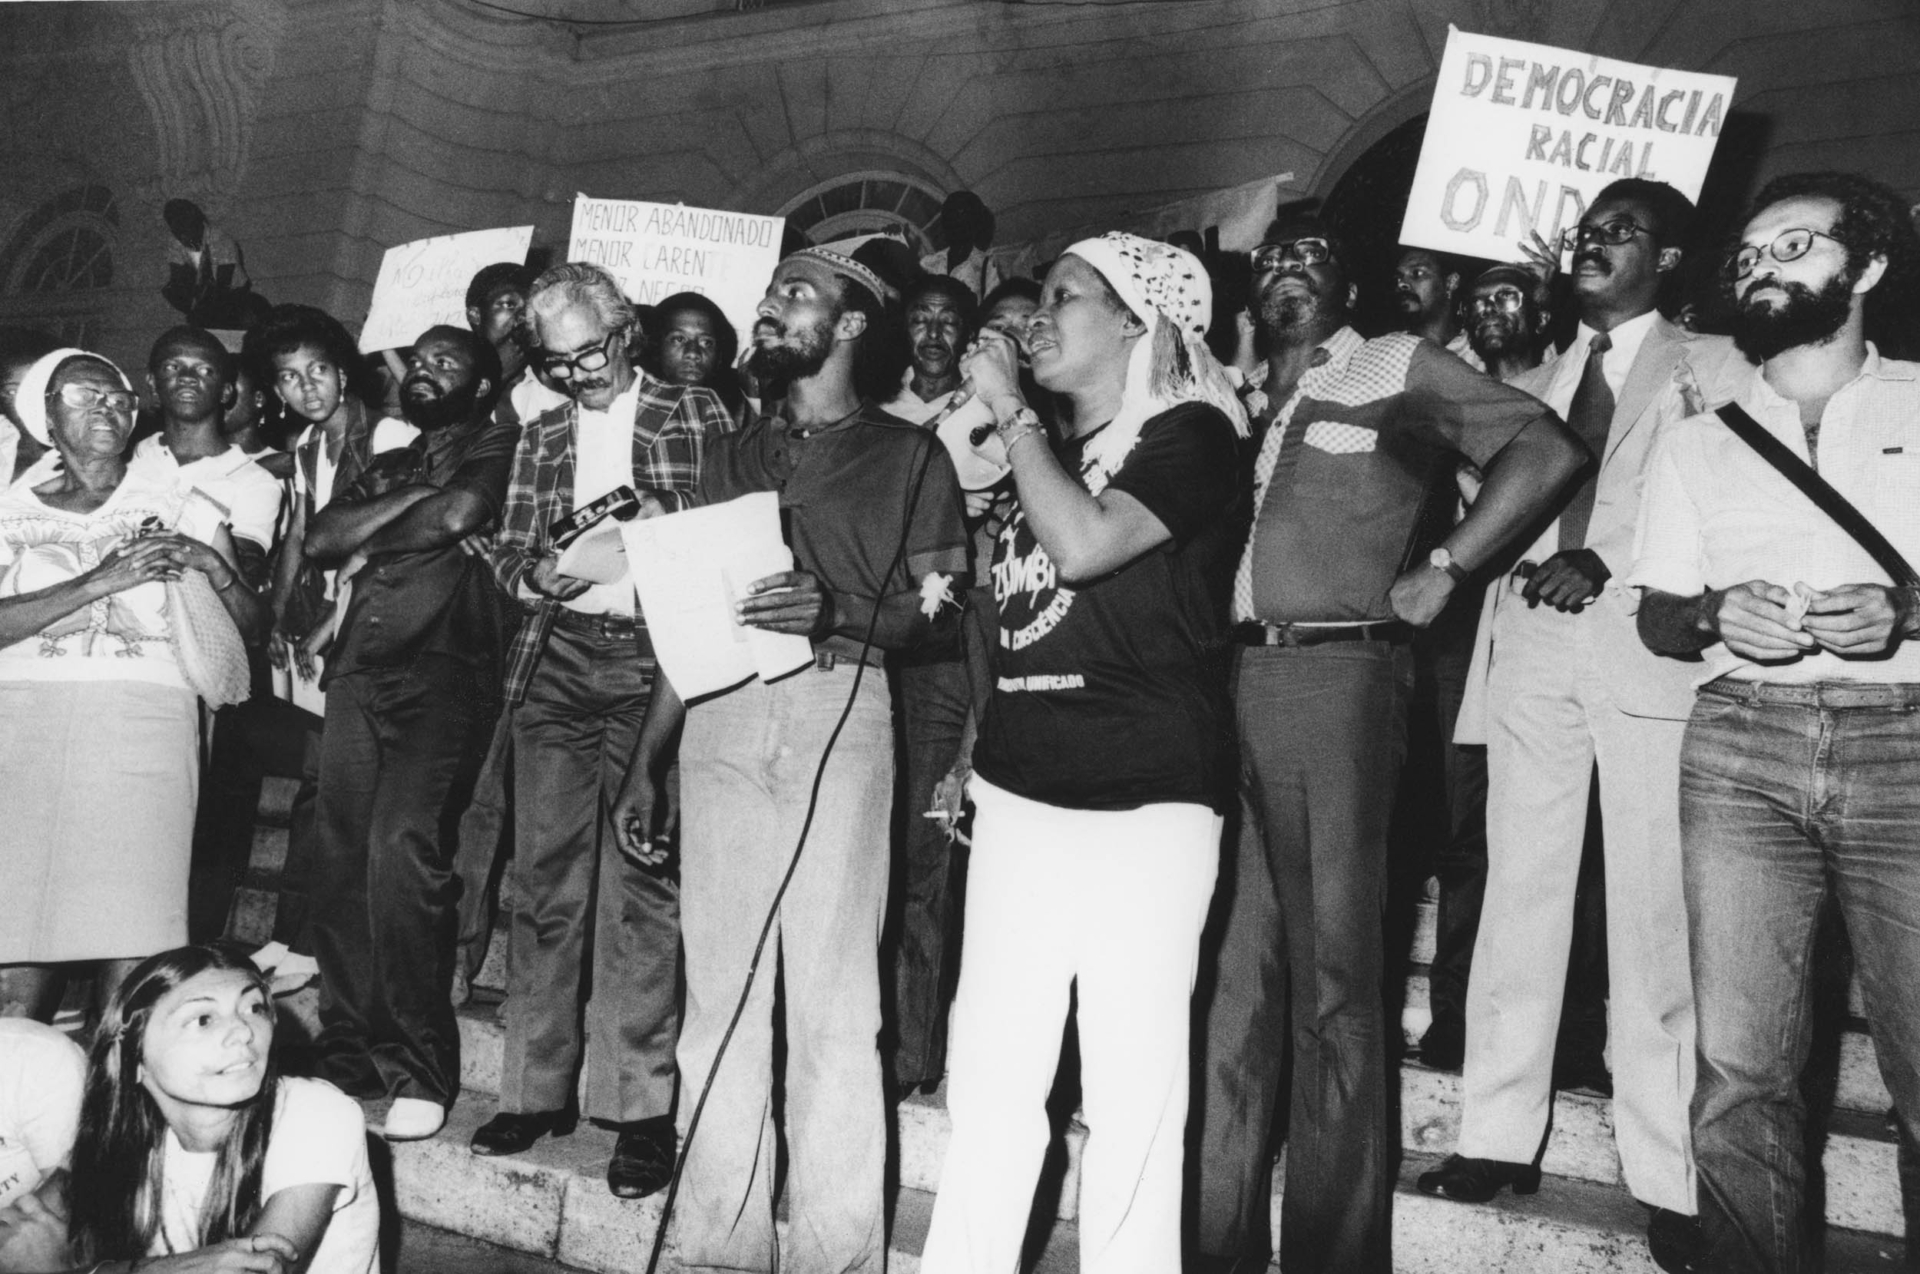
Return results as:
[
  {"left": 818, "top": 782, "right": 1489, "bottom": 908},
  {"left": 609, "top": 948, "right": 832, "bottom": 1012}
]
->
[
  {"left": 1682, "top": 679, "right": 1920, "bottom": 1274},
  {"left": 674, "top": 665, "right": 894, "bottom": 1274}
]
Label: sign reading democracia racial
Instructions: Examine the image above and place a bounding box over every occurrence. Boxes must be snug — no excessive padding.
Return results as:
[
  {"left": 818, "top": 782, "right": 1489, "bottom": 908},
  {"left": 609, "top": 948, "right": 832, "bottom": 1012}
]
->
[
  {"left": 568, "top": 196, "right": 784, "bottom": 347},
  {"left": 1401, "top": 27, "right": 1737, "bottom": 262}
]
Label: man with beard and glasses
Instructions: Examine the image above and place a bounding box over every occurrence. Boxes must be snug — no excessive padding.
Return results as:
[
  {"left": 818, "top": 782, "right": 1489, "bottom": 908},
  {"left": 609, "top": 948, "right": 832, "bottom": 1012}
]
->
[
  {"left": 1191, "top": 211, "right": 1584, "bottom": 1274},
  {"left": 1422, "top": 179, "right": 1750, "bottom": 1274},
  {"left": 1633, "top": 171, "right": 1920, "bottom": 1274},
  {"left": 473, "top": 263, "right": 732, "bottom": 1198},
  {"left": 297, "top": 323, "right": 516, "bottom": 1142},
  {"left": 880, "top": 271, "right": 981, "bottom": 1094},
  {"left": 611, "top": 247, "right": 966, "bottom": 1273}
]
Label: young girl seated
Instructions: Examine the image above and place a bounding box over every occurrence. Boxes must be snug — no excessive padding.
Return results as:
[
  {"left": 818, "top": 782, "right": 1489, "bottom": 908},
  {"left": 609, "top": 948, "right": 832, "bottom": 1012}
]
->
[{"left": 0, "top": 945, "right": 378, "bottom": 1274}]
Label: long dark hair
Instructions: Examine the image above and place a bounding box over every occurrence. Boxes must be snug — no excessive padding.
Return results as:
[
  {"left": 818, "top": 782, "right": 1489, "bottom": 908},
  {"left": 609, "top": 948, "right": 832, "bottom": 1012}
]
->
[{"left": 68, "top": 945, "right": 279, "bottom": 1263}]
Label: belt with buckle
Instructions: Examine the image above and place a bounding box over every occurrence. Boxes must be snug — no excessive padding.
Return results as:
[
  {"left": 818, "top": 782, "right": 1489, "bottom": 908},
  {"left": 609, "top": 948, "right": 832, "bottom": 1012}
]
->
[
  {"left": 1233, "top": 620, "right": 1414, "bottom": 647},
  {"left": 813, "top": 647, "right": 883, "bottom": 672},
  {"left": 551, "top": 606, "right": 648, "bottom": 646}
]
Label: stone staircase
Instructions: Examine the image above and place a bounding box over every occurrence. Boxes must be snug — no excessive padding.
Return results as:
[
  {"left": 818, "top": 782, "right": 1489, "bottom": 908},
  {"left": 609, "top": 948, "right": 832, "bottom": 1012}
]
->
[{"left": 227, "top": 777, "right": 1909, "bottom": 1272}]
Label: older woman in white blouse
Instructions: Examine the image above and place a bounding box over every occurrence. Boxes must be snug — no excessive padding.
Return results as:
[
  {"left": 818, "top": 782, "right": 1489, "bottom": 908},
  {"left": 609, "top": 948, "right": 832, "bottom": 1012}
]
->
[{"left": 0, "top": 349, "right": 261, "bottom": 1019}]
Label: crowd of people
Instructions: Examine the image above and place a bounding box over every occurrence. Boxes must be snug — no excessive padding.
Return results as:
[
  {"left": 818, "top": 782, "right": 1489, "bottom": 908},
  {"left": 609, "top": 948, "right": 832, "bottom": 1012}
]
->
[{"left": 0, "top": 164, "right": 1916, "bottom": 1274}]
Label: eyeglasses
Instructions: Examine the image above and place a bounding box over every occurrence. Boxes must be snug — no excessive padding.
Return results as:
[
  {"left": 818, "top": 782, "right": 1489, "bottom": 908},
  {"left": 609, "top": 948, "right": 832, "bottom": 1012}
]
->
[
  {"left": 1468, "top": 286, "right": 1528, "bottom": 316},
  {"left": 1560, "top": 218, "right": 1654, "bottom": 252},
  {"left": 48, "top": 383, "right": 137, "bottom": 415},
  {"left": 1251, "top": 238, "right": 1333, "bottom": 273},
  {"left": 1724, "top": 227, "right": 1847, "bottom": 281},
  {"left": 540, "top": 329, "right": 623, "bottom": 380}
]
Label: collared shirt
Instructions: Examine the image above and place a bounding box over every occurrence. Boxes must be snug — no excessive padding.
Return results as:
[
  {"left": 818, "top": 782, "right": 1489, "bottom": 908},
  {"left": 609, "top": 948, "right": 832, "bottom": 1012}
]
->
[
  {"left": 919, "top": 245, "right": 1003, "bottom": 302},
  {"left": 697, "top": 400, "right": 969, "bottom": 668},
  {"left": 1541, "top": 310, "right": 1660, "bottom": 418},
  {"left": 325, "top": 417, "right": 518, "bottom": 685},
  {"left": 1629, "top": 345, "right": 1920, "bottom": 686},
  {"left": 133, "top": 434, "right": 283, "bottom": 551},
  {"left": 491, "top": 371, "right": 734, "bottom": 704},
  {"left": 567, "top": 382, "right": 641, "bottom": 617},
  {"left": 1236, "top": 326, "right": 1555, "bottom": 624},
  {"left": 883, "top": 375, "right": 960, "bottom": 426}
]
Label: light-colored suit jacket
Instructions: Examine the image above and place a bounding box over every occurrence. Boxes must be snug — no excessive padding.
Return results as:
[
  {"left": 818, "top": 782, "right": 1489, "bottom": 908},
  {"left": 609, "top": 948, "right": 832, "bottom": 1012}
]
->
[{"left": 1456, "top": 317, "right": 1752, "bottom": 740}]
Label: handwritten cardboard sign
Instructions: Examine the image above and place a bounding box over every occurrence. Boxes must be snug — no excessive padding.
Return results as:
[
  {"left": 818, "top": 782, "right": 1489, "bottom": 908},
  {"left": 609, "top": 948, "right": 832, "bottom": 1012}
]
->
[
  {"left": 568, "top": 196, "right": 784, "bottom": 345},
  {"left": 1400, "top": 27, "right": 1736, "bottom": 261},
  {"left": 359, "top": 226, "right": 534, "bottom": 352}
]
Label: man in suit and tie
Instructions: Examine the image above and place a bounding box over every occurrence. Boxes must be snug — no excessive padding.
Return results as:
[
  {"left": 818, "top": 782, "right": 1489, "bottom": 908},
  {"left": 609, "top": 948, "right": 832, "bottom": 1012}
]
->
[{"left": 1416, "top": 179, "right": 1751, "bottom": 1274}]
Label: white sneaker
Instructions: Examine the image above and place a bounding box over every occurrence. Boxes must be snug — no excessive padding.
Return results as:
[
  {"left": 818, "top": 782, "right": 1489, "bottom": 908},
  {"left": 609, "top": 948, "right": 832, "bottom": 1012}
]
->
[
  {"left": 382, "top": 1097, "right": 447, "bottom": 1141},
  {"left": 250, "top": 941, "right": 292, "bottom": 973},
  {"left": 269, "top": 952, "right": 320, "bottom": 996}
]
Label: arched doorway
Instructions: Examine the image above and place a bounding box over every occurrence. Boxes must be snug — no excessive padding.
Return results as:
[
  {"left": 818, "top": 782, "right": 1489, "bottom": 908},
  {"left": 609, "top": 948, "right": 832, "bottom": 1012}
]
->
[{"left": 1320, "top": 114, "right": 1430, "bottom": 336}]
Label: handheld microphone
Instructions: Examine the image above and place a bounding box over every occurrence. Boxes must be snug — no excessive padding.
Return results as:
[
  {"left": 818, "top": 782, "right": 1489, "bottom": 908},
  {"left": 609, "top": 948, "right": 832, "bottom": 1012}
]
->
[{"left": 961, "top": 328, "right": 1030, "bottom": 445}]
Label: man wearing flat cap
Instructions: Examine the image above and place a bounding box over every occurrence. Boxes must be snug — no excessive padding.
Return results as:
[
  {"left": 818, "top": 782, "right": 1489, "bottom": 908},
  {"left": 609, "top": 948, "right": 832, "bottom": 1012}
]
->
[{"left": 615, "top": 246, "right": 968, "bottom": 1274}]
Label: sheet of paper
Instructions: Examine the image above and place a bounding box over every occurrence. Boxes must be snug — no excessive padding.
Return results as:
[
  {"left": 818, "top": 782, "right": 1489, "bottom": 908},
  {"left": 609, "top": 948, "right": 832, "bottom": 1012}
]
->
[
  {"left": 554, "top": 518, "right": 628, "bottom": 585},
  {"left": 935, "top": 395, "right": 1011, "bottom": 491},
  {"left": 621, "top": 491, "right": 814, "bottom": 699},
  {"left": 359, "top": 226, "right": 534, "bottom": 353},
  {"left": 1399, "top": 26, "right": 1736, "bottom": 262}
]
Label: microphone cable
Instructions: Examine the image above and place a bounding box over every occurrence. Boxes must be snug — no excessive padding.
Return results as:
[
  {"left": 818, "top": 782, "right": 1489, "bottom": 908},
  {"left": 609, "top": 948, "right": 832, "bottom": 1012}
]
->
[{"left": 644, "top": 416, "right": 949, "bottom": 1274}]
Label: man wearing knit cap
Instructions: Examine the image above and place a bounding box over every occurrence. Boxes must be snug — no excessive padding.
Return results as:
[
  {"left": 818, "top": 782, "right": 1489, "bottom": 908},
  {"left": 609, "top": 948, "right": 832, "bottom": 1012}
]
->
[
  {"left": 614, "top": 245, "right": 968, "bottom": 1274},
  {"left": 1192, "top": 209, "right": 1586, "bottom": 1274}
]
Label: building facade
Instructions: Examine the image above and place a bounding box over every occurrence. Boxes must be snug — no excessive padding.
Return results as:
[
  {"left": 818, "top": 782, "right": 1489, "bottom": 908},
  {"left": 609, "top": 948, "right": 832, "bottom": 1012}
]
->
[{"left": 3, "top": 0, "right": 1916, "bottom": 369}]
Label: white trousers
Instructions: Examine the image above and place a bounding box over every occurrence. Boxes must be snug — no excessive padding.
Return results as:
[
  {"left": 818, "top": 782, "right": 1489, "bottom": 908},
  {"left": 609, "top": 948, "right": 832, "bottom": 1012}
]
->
[
  {"left": 920, "top": 778, "right": 1220, "bottom": 1274},
  {"left": 1459, "top": 596, "right": 1696, "bottom": 1212}
]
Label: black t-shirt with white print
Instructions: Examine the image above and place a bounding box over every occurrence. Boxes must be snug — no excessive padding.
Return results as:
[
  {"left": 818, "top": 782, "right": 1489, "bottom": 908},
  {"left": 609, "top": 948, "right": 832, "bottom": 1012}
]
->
[{"left": 973, "top": 401, "right": 1239, "bottom": 814}]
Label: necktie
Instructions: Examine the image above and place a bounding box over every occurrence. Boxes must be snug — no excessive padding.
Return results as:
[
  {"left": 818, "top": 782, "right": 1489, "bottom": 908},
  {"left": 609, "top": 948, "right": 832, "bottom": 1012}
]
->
[{"left": 1557, "top": 330, "right": 1613, "bottom": 552}]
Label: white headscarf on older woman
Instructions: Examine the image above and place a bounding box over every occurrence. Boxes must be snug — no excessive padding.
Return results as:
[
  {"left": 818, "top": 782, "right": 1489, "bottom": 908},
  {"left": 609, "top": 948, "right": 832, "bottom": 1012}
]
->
[
  {"left": 3, "top": 348, "right": 134, "bottom": 487},
  {"left": 1059, "top": 232, "right": 1248, "bottom": 496}
]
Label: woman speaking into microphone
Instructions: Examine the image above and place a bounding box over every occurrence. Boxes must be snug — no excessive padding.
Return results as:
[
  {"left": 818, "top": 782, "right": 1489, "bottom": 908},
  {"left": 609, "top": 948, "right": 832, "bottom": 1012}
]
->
[{"left": 919, "top": 233, "right": 1246, "bottom": 1274}]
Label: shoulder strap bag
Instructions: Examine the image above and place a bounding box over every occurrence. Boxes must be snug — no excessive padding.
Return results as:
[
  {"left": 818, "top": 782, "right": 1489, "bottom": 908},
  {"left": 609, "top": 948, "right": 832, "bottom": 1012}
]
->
[{"left": 1715, "top": 402, "right": 1920, "bottom": 589}]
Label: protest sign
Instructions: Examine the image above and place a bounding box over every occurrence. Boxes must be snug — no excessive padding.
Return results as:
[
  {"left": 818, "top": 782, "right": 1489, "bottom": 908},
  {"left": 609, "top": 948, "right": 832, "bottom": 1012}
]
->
[
  {"left": 568, "top": 196, "right": 784, "bottom": 344},
  {"left": 1400, "top": 27, "right": 1736, "bottom": 262},
  {"left": 359, "top": 226, "right": 533, "bottom": 352}
]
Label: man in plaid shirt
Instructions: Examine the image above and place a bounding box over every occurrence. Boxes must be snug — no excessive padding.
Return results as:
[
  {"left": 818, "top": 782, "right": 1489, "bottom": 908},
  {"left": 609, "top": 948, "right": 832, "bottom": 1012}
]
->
[{"left": 471, "top": 263, "right": 733, "bottom": 1202}]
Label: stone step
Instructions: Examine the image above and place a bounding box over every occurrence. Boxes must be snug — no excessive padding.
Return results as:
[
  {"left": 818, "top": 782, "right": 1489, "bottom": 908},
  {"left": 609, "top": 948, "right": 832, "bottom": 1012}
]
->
[
  {"left": 386, "top": 1092, "right": 1903, "bottom": 1273},
  {"left": 1397, "top": 966, "right": 1892, "bottom": 1117},
  {"left": 452, "top": 1006, "right": 1903, "bottom": 1239},
  {"left": 389, "top": 1093, "right": 1080, "bottom": 1274}
]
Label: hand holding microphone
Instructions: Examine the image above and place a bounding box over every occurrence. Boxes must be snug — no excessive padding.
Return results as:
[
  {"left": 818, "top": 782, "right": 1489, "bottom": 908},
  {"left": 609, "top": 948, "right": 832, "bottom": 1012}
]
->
[{"left": 960, "top": 327, "right": 1028, "bottom": 445}]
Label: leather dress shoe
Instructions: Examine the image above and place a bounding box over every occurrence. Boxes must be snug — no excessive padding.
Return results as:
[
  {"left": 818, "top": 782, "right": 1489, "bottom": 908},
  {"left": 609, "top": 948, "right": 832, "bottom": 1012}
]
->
[
  {"left": 1418, "top": 1021, "right": 1465, "bottom": 1072},
  {"left": 1646, "top": 1207, "right": 1704, "bottom": 1274},
  {"left": 606, "top": 1117, "right": 676, "bottom": 1199},
  {"left": 1415, "top": 1154, "right": 1542, "bottom": 1202},
  {"left": 470, "top": 1108, "right": 577, "bottom": 1157}
]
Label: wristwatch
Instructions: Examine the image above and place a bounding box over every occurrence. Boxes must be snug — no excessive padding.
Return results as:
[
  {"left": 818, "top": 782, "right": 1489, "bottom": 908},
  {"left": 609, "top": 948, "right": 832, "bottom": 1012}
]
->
[{"left": 1428, "top": 546, "right": 1470, "bottom": 583}]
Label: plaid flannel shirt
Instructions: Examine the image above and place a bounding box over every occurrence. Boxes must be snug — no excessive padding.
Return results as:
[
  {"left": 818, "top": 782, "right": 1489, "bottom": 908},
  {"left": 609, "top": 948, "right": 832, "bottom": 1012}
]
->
[{"left": 491, "top": 370, "right": 734, "bottom": 704}]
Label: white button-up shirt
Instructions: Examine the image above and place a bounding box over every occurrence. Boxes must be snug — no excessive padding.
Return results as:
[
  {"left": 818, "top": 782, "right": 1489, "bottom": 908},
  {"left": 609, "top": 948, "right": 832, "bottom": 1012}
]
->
[
  {"left": 1629, "top": 345, "right": 1920, "bottom": 685},
  {"left": 566, "top": 382, "right": 639, "bottom": 617}
]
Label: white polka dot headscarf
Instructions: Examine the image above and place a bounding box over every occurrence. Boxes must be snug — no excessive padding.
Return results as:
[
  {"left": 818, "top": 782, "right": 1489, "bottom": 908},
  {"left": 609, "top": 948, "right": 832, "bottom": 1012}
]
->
[
  {"left": 1057, "top": 232, "right": 1249, "bottom": 493},
  {"left": 1065, "top": 232, "right": 1213, "bottom": 342}
]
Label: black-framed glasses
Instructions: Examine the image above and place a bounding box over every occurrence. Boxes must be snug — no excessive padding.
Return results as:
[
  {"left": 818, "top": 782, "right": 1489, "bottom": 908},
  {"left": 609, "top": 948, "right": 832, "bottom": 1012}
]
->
[
  {"left": 1724, "top": 227, "right": 1847, "bottom": 281},
  {"left": 1468, "top": 285, "right": 1528, "bottom": 316},
  {"left": 540, "top": 329, "right": 623, "bottom": 380},
  {"left": 1252, "top": 238, "right": 1333, "bottom": 273},
  {"left": 48, "top": 383, "right": 137, "bottom": 414},
  {"left": 1560, "top": 217, "right": 1653, "bottom": 251}
]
